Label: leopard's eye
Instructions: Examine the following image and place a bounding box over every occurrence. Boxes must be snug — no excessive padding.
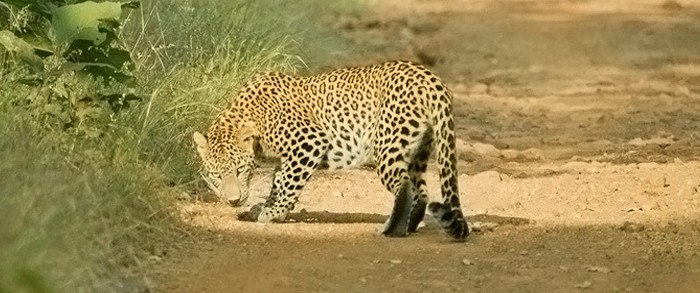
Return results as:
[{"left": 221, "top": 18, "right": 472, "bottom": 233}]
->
[
  {"left": 237, "top": 166, "right": 247, "bottom": 173},
  {"left": 209, "top": 172, "right": 222, "bottom": 180}
]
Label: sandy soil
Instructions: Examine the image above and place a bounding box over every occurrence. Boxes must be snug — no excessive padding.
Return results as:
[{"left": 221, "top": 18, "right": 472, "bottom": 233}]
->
[{"left": 149, "top": 1, "right": 700, "bottom": 292}]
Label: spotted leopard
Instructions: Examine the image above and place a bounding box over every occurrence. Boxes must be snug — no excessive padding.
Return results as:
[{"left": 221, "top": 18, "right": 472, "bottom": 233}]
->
[{"left": 193, "top": 60, "right": 469, "bottom": 240}]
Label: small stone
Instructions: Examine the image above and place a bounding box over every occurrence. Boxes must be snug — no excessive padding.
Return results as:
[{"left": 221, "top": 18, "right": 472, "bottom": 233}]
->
[
  {"left": 389, "top": 259, "right": 403, "bottom": 264},
  {"left": 147, "top": 255, "right": 163, "bottom": 263},
  {"left": 673, "top": 157, "right": 683, "bottom": 164},
  {"left": 519, "top": 250, "right": 529, "bottom": 256},
  {"left": 587, "top": 266, "right": 612, "bottom": 273},
  {"left": 638, "top": 162, "right": 660, "bottom": 169},
  {"left": 628, "top": 137, "right": 645, "bottom": 146},
  {"left": 470, "top": 171, "right": 503, "bottom": 186},
  {"left": 471, "top": 221, "right": 500, "bottom": 233},
  {"left": 360, "top": 278, "right": 367, "bottom": 283},
  {"left": 176, "top": 192, "right": 191, "bottom": 201},
  {"left": 559, "top": 266, "right": 569, "bottom": 272},
  {"left": 473, "top": 143, "right": 501, "bottom": 158},
  {"left": 519, "top": 148, "right": 543, "bottom": 160},
  {"left": 337, "top": 254, "right": 344, "bottom": 258},
  {"left": 461, "top": 258, "right": 474, "bottom": 266},
  {"left": 574, "top": 281, "right": 593, "bottom": 289},
  {"left": 619, "top": 221, "right": 645, "bottom": 233}
]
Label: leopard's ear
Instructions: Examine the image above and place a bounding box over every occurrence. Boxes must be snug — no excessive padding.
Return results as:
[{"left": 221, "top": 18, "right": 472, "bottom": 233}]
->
[
  {"left": 193, "top": 131, "right": 209, "bottom": 159},
  {"left": 236, "top": 125, "right": 257, "bottom": 154}
]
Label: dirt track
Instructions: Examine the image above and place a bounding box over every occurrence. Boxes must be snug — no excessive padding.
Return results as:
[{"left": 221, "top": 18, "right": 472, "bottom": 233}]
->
[{"left": 151, "top": 1, "right": 700, "bottom": 292}]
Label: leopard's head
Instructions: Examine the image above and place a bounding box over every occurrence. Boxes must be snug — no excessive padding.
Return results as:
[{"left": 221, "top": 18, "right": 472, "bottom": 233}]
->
[{"left": 192, "top": 129, "right": 256, "bottom": 206}]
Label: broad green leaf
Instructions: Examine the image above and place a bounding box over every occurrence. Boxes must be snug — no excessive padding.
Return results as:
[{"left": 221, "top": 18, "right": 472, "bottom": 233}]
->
[
  {"left": 0, "top": 30, "right": 44, "bottom": 71},
  {"left": 56, "top": 61, "right": 134, "bottom": 85},
  {"left": 51, "top": 1, "right": 123, "bottom": 45},
  {"left": 64, "top": 39, "right": 133, "bottom": 70}
]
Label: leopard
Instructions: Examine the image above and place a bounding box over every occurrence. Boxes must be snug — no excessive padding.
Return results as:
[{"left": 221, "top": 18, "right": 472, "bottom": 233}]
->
[{"left": 192, "top": 60, "right": 469, "bottom": 240}]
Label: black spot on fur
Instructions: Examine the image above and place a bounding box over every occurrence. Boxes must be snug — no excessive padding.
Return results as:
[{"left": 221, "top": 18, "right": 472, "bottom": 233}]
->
[{"left": 301, "top": 142, "right": 313, "bottom": 152}]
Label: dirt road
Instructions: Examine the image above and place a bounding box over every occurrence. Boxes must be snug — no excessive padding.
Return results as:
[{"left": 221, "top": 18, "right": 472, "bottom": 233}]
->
[{"left": 151, "top": 1, "right": 700, "bottom": 292}]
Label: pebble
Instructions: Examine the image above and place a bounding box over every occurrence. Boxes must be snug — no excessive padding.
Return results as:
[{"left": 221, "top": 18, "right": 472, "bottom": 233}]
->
[
  {"left": 389, "top": 259, "right": 403, "bottom": 264},
  {"left": 471, "top": 221, "right": 500, "bottom": 232},
  {"left": 619, "top": 221, "right": 645, "bottom": 233},
  {"left": 520, "top": 148, "right": 543, "bottom": 160},
  {"left": 500, "top": 149, "right": 519, "bottom": 160},
  {"left": 461, "top": 258, "right": 474, "bottom": 266},
  {"left": 147, "top": 255, "right": 163, "bottom": 263},
  {"left": 587, "top": 266, "right": 612, "bottom": 273},
  {"left": 473, "top": 142, "right": 501, "bottom": 158},
  {"left": 638, "top": 162, "right": 660, "bottom": 169},
  {"left": 574, "top": 281, "right": 593, "bottom": 289},
  {"left": 558, "top": 266, "right": 570, "bottom": 272},
  {"left": 469, "top": 171, "right": 503, "bottom": 186},
  {"left": 176, "top": 192, "right": 192, "bottom": 201}
]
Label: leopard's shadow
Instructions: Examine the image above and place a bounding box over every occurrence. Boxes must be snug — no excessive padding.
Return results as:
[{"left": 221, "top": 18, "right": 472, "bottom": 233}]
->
[
  {"left": 237, "top": 210, "right": 530, "bottom": 227},
  {"left": 236, "top": 210, "right": 387, "bottom": 223}
]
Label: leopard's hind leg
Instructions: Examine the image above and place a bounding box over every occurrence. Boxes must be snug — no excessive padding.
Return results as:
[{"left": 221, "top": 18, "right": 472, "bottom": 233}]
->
[
  {"left": 375, "top": 116, "right": 432, "bottom": 237},
  {"left": 407, "top": 128, "right": 433, "bottom": 233}
]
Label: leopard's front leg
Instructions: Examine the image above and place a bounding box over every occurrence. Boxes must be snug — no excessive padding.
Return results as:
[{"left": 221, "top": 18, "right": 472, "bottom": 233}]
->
[
  {"left": 247, "top": 168, "right": 283, "bottom": 221},
  {"left": 248, "top": 123, "right": 329, "bottom": 223}
]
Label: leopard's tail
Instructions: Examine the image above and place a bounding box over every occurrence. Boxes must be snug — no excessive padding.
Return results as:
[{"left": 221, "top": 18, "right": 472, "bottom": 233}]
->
[{"left": 428, "top": 79, "right": 469, "bottom": 240}]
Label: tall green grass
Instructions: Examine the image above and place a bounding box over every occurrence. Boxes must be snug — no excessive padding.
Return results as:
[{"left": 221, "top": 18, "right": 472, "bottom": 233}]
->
[
  {"left": 0, "top": 111, "right": 171, "bottom": 292},
  {"left": 122, "top": 0, "right": 357, "bottom": 184},
  {"left": 0, "top": 0, "right": 359, "bottom": 292}
]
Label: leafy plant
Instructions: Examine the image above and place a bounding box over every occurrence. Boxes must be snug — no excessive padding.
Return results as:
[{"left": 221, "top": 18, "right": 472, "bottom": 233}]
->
[{"left": 0, "top": 0, "right": 140, "bottom": 137}]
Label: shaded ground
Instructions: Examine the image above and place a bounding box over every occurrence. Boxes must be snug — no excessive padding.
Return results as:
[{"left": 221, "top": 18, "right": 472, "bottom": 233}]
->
[{"left": 149, "top": 1, "right": 700, "bottom": 292}]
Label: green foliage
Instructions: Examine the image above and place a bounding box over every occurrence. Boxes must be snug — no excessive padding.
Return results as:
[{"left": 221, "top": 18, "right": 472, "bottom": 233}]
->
[
  {"left": 0, "top": 106, "right": 173, "bottom": 293},
  {"left": 0, "top": 0, "right": 360, "bottom": 292},
  {"left": 1, "top": 0, "right": 139, "bottom": 137}
]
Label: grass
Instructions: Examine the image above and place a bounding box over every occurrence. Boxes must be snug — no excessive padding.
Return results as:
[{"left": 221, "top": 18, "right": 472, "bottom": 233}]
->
[
  {"left": 122, "top": 0, "right": 357, "bottom": 184},
  {"left": 0, "top": 0, "right": 359, "bottom": 292},
  {"left": 0, "top": 112, "right": 171, "bottom": 292}
]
